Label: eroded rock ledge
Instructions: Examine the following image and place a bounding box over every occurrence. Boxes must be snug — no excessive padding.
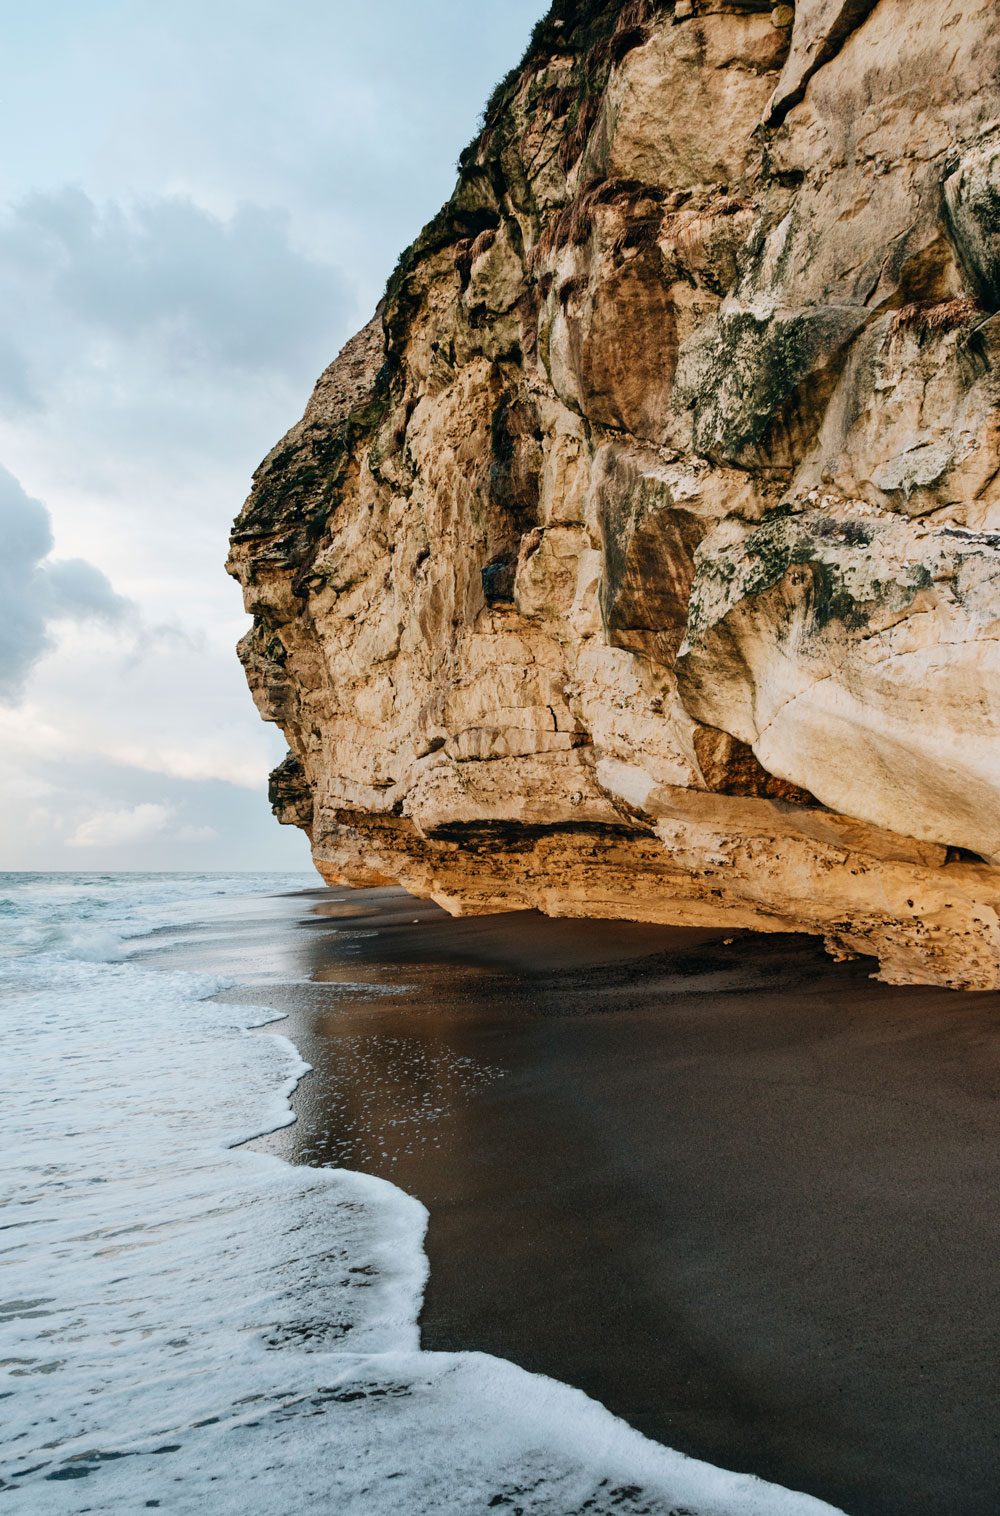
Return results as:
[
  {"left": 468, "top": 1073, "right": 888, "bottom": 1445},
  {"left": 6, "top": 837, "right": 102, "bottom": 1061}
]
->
[{"left": 228, "top": 0, "right": 1000, "bottom": 989}]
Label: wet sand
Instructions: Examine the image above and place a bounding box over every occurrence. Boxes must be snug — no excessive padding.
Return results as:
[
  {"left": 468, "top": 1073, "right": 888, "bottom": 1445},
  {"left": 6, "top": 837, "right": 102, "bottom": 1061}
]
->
[{"left": 150, "top": 885, "right": 1000, "bottom": 1516}]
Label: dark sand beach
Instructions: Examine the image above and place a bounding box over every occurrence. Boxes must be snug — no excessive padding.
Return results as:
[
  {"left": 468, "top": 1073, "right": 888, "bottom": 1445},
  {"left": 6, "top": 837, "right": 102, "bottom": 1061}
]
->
[{"left": 149, "top": 885, "right": 1000, "bottom": 1516}]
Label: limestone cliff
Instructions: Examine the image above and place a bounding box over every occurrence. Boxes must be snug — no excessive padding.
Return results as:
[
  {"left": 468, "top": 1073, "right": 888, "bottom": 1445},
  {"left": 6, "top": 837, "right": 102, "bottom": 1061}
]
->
[{"left": 228, "top": 0, "right": 1000, "bottom": 990}]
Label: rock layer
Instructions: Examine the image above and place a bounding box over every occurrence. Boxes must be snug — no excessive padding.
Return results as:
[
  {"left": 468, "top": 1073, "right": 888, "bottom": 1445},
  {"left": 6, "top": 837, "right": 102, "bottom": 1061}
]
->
[{"left": 228, "top": 0, "right": 1000, "bottom": 989}]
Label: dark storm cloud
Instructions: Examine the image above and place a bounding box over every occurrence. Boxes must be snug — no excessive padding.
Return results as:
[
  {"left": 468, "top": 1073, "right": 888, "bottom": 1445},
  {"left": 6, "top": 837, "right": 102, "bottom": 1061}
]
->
[{"left": 0, "top": 466, "right": 130, "bottom": 700}]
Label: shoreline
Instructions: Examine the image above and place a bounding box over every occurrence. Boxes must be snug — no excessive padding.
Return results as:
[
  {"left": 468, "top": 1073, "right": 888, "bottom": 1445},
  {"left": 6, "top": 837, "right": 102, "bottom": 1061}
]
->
[
  {"left": 115, "top": 875, "right": 843, "bottom": 1516},
  {"left": 245, "top": 887, "right": 1000, "bottom": 1516},
  {"left": 150, "top": 881, "right": 1000, "bottom": 1515}
]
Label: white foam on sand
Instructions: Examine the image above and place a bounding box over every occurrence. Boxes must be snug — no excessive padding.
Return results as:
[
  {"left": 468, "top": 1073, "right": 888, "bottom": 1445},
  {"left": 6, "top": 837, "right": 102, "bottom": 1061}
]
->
[{"left": 0, "top": 874, "right": 847, "bottom": 1515}]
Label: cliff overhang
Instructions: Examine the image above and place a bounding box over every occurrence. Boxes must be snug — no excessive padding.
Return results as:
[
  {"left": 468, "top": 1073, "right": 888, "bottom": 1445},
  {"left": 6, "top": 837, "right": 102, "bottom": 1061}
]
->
[{"left": 228, "top": 0, "right": 1000, "bottom": 990}]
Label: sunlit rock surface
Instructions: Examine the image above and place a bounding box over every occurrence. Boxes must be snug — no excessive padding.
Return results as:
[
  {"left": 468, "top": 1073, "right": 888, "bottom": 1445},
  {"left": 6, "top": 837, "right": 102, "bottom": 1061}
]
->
[{"left": 228, "top": 0, "right": 1000, "bottom": 990}]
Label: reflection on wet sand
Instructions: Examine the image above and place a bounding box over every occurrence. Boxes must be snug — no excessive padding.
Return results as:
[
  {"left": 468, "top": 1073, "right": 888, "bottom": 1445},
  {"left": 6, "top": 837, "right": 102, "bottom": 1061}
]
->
[{"left": 210, "top": 887, "right": 1000, "bottom": 1516}]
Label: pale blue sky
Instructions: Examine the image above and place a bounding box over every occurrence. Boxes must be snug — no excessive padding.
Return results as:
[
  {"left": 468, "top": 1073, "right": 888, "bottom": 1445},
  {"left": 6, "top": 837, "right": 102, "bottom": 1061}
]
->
[{"left": 0, "top": 0, "right": 549, "bottom": 870}]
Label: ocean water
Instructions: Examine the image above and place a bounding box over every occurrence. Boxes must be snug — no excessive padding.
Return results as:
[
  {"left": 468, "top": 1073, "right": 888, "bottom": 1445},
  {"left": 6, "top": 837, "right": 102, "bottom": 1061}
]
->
[{"left": 0, "top": 872, "right": 844, "bottom": 1515}]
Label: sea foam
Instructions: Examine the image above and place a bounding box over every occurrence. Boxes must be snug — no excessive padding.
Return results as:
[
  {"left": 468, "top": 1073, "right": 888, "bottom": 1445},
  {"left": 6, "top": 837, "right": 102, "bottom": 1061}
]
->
[{"left": 0, "top": 874, "right": 846, "bottom": 1515}]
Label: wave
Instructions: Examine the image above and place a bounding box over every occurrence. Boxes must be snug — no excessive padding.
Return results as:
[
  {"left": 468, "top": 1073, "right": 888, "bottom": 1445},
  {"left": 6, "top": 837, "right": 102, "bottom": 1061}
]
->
[{"left": 0, "top": 874, "right": 845, "bottom": 1515}]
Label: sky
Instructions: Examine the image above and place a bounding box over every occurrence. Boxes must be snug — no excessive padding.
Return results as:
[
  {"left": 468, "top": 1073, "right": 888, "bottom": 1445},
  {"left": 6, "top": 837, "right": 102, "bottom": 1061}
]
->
[{"left": 0, "top": 0, "right": 549, "bottom": 871}]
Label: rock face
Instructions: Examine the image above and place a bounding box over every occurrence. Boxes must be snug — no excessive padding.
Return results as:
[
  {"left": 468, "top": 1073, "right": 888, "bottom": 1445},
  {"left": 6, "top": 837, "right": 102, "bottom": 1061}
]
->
[{"left": 228, "top": 0, "right": 1000, "bottom": 990}]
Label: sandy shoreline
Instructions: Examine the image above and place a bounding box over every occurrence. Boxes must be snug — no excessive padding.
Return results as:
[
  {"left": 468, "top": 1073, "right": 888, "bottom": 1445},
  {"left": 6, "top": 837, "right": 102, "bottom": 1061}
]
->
[{"left": 155, "top": 884, "right": 1000, "bottom": 1516}]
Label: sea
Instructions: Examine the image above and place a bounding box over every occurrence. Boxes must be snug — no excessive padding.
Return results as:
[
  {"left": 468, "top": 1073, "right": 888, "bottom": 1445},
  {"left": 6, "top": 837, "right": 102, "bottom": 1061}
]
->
[{"left": 0, "top": 872, "right": 841, "bottom": 1515}]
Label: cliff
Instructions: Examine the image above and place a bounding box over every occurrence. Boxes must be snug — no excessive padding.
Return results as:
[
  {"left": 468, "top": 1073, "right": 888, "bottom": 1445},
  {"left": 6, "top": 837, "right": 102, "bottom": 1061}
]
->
[{"left": 228, "top": 0, "right": 1000, "bottom": 990}]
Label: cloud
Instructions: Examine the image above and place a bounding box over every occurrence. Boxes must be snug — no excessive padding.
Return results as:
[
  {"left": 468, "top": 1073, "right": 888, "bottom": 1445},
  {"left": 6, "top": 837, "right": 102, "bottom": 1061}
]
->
[
  {"left": 0, "top": 465, "right": 131, "bottom": 700},
  {"left": 69, "top": 801, "right": 174, "bottom": 848},
  {"left": 40, "top": 556, "right": 132, "bottom": 624},
  {"left": 176, "top": 823, "right": 220, "bottom": 843},
  {"left": 0, "top": 641, "right": 283, "bottom": 792},
  {"left": 0, "top": 188, "right": 351, "bottom": 397},
  {"left": 0, "top": 333, "right": 40, "bottom": 411},
  {"left": 102, "top": 741, "right": 270, "bottom": 790},
  {"left": 69, "top": 804, "right": 220, "bottom": 849},
  {"left": 0, "top": 738, "right": 312, "bottom": 869}
]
